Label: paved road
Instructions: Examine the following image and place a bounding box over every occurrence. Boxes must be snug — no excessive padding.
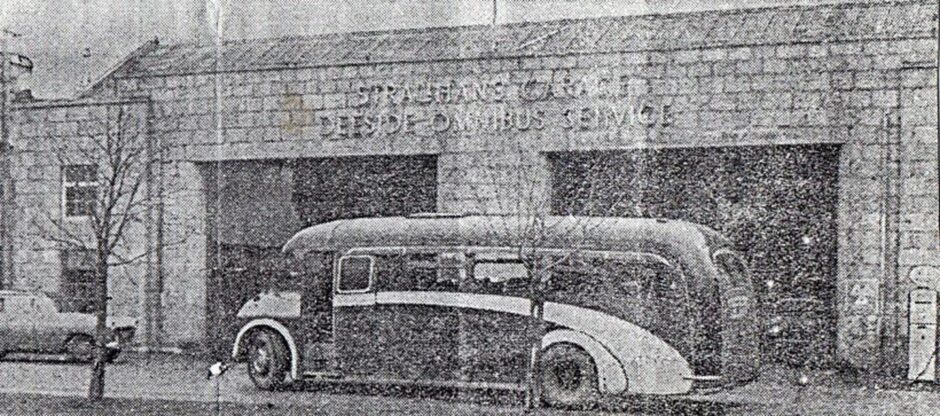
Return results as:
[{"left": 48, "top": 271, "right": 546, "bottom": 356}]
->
[
  {"left": 0, "top": 354, "right": 737, "bottom": 415},
  {"left": 5, "top": 354, "right": 939, "bottom": 415},
  {"left": 0, "top": 355, "right": 533, "bottom": 415}
]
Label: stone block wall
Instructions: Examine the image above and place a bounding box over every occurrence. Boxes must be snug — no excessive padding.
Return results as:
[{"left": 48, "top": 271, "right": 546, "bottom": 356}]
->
[{"left": 8, "top": 101, "right": 152, "bottom": 322}]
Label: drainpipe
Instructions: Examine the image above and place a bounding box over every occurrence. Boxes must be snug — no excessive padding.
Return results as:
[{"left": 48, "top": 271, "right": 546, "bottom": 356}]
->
[
  {"left": 142, "top": 98, "right": 164, "bottom": 350},
  {"left": 0, "top": 37, "right": 11, "bottom": 288},
  {"left": 154, "top": 99, "right": 165, "bottom": 348},
  {"left": 880, "top": 110, "right": 902, "bottom": 376}
]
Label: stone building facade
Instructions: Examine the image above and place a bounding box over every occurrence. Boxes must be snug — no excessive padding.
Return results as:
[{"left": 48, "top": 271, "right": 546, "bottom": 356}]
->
[{"left": 1, "top": 0, "right": 937, "bottom": 373}]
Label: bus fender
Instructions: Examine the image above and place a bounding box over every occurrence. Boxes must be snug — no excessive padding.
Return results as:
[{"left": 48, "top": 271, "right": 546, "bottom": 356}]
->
[
  {"left": 236, "top": 291, "right": 301, "bottom": 318},
  {"left": 542, "top": 329, "right": 628, "bottom": 395},
  {"left": 232, "top": 318, "right": 300, "bottom": 381}
]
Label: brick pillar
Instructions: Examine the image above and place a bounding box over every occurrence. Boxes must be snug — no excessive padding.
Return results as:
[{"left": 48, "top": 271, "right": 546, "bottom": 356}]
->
[
  {"left": 157, "top": 161, "right": 208, "bottom": 351},
  {"left": 893, "top": 65, "right": 940, "bottom": 376}
]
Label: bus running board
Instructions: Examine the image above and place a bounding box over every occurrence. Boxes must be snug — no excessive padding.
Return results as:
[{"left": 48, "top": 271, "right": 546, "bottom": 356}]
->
[
  {"left": 301, "top": 374, "right": 525, "bottom": 392},
  {"left": 683, "top": 375, "right": 722, "bottom": 382},
  {"left": 304, "top": 371, "right": 342, "bottom": 379}
]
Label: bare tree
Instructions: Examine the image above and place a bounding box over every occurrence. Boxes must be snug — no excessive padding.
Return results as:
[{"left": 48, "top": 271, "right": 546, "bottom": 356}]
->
[
  {"left": 31, "top": 104, "right": 167, "bottom": 401},
  {"left": 456, "top": 145, "right": 636, "bottom": 408}
]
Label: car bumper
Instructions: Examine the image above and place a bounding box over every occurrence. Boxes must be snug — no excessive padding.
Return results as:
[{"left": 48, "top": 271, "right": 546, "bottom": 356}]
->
[{"left": 104, "top": 327, "right": 136, "bottom": 360}]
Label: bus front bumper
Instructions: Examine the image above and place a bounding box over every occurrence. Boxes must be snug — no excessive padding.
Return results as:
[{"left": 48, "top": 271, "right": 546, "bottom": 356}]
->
[{"left": 684, "top": 375, "right": 726, "bottom": 395}]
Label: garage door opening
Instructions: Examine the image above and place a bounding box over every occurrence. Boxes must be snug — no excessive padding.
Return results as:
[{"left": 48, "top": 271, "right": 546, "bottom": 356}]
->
[
  {"left": 549, "top": 144, "right": 841, "bottom": 367},
  {"left": 203, "top": 155, "right": 438, "bottom": 357},
  {"left": 292, "top": 155, "right": 438, "bottom": 227}
]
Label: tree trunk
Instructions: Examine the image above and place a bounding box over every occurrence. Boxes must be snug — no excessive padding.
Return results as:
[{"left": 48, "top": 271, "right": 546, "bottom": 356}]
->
[
  {"left": 525, "top": 301, "right": 546, "bottom": 409},
  {"left": 525, "top": 265, "right": 546, "bottom": 409},
  {"left": 87, "top": 250, "right": 109, "bottom": 401}
]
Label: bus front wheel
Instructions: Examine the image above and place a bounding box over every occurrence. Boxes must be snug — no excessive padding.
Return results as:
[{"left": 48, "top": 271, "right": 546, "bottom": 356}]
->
[
  {"left": 540, "top": 343, "right": 598, "bottom": 407},
  {"left": 246, "top": 329, "right": 289, "bottom": 390}
]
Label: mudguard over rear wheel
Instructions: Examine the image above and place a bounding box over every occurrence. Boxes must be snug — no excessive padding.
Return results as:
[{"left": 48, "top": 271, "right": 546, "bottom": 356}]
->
[
  {"left": 540, "top": 343, "right": 599, "bottom": 407},
  {"left": 246, "top": 329, "right": 289, "bottom": 390}
]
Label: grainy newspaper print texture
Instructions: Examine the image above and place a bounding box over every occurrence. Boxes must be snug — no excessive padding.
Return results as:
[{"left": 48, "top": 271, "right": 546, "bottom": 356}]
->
[{"left": 0, "top": 1, "right": 937, "bottom": 414}]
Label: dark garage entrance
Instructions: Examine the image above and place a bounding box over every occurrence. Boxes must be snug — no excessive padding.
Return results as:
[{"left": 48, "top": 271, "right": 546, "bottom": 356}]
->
[
  {"left": 549, "top": 144, "right": 840, "bottom": 367},
  {"left": 204, "top": 155, "right": 438, "bottom": 357}
]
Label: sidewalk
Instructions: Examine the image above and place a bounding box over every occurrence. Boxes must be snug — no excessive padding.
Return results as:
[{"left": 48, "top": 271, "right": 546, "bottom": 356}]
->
[
  {"left": 0, "top": 393, "right": 293, "bottom": 416},
  {"left": 688, "top": 365, "right": 940, "bottom": 415}
]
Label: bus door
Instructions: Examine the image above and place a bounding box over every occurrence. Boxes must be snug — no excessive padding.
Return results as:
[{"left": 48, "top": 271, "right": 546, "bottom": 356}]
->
[
  {"left": 375, "top": 251, "right": 462, "bottom": 381},
  {"left": 301, "top": 252, "right": 334, "bottom": 372},
  {"left": 332, "top": 255, "right": 382, "bottom": 375},
  {"left": 459, "top": 254, "right": 531, "bottom": 384}
]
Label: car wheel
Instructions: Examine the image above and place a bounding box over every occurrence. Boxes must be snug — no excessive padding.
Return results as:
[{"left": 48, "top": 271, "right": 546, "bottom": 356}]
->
[
  {"left": 246, "top": 329, "right": 289, "bottom": 390},
  {"left": 65, "top": 335, "right": 95, "bottom": 363},
  {"left": 540, "top": 343, "right": 598, "bottom": 407}
]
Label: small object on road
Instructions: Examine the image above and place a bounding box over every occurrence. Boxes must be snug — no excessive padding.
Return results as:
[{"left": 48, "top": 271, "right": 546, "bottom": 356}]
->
[{"left": 207, "top": 361, "right": 230, "bottom": 380}]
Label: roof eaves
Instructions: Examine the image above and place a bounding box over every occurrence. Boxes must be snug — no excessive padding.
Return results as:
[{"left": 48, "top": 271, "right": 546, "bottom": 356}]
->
[
  {"left": 78, "top": 38, "right": 161, "bottom": 99},
  {"left": 120, "top": 0, "right": 936, "bottom": 79}
]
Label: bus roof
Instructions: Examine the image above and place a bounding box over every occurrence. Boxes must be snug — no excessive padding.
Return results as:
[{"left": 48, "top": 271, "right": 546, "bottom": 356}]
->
[{"left": 283, "top": 215, "right": 725, "bottom": 259}]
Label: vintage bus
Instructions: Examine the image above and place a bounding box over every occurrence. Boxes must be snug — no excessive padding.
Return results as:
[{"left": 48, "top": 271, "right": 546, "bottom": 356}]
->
[{"left": 231, "top": 214, "right": 759, "bottom": 405}]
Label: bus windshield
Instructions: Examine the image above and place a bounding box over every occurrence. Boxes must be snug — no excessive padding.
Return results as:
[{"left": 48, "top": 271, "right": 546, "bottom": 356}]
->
[{"left": 712, "top": 249, "right": 750, "bottom": 287}]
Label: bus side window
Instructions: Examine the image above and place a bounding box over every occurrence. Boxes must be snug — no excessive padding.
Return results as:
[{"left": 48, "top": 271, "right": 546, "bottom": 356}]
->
[
  {"left": 384, "top": 252, "right": 464, "bottom": 292},
  {"left": 472, "top": 261, "right": 528, "bottom": 295},
  {"left": 545, "top": 255, "right": 595, "bottom": 298},
  {"left": 626, "top": 260, "right": 687, "bottom": 342},
  {"left": 545, "top": 254, "right": 683, "bottom": 333},
  {"left": 337, "top": 256, "right": 373, "bottom": 293}
]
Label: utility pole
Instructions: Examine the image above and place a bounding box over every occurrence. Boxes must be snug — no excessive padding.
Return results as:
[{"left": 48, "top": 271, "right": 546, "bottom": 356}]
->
[
  {"left": 0, "top": 28, "right": 17, "bottom": 288},
  {"left": 492, "top": 0, "right": 498, "bottom": 26},
  {"left": 0, "top": 28, "right": 30, "bottom": 289}
]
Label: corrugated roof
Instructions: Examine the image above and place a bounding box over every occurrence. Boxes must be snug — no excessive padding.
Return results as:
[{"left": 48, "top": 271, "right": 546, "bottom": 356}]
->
[{"left": 120, "top": 0, "right": 937, "bottom": 77}]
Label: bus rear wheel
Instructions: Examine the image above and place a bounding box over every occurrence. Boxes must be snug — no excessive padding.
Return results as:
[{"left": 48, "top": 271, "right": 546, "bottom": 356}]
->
[
  {"left": 246, "top": 329, "right": 289, "bottom": 390},
  {"left": 540, "top": 343, "right": 598, "bottom": 407}
]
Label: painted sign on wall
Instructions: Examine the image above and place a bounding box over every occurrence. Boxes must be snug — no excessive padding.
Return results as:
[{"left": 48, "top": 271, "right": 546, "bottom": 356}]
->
[{"left": 282, "top": 72, "right": 673, "bottom": 138}]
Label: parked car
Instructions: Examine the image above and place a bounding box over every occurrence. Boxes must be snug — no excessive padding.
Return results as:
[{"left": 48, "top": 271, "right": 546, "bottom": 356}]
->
[{"left": 0, "top": 290, "right": 137, "bottom": 362}]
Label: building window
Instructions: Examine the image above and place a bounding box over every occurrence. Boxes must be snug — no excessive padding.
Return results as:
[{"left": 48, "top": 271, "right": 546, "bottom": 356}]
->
[
  {"left": 63, "top": 165, "right": 97, "bottom": 217},
  {"left": 61, "top": 249, "right": 96, "bottom": 313}
]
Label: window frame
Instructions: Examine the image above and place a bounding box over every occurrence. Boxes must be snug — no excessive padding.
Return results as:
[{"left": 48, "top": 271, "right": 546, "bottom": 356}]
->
[
  {"left": 60, "top": 248, "right": 97, "bottom": 313},
  {"left": 335, "top": 255, "right": 375, "bottom": 294},
  {"left": 404, "top": 251, "right": 466, "bottom": 291},
  {"left": 542, "top": 250, "right": 688, "bottom": 301},
  {"left": 472, "top": 260, "right": 529, "bottom": 284},
  {"left": 62, "top": 164, "right": 98, "bottom": 218}
]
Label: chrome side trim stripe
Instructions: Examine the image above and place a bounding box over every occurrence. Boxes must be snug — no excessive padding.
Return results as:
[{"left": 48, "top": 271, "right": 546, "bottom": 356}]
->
[
  {"left": 333, "top": 292, "right": 376, "bottom": 307},
  {"left": 376, "top": 291, "right": 530, "bottom": 315}
]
